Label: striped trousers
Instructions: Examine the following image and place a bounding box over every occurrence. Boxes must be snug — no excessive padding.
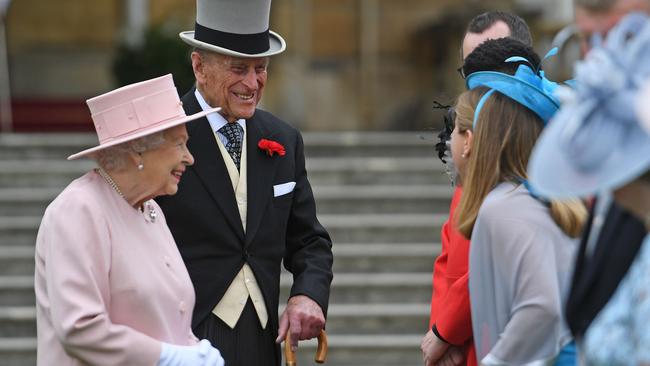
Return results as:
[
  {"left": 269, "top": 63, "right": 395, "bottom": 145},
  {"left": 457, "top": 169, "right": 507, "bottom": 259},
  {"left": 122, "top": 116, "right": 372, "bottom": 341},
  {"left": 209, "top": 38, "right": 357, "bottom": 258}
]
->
[{"left": 194, "top": 299, "right": 280, "bottom": 366}]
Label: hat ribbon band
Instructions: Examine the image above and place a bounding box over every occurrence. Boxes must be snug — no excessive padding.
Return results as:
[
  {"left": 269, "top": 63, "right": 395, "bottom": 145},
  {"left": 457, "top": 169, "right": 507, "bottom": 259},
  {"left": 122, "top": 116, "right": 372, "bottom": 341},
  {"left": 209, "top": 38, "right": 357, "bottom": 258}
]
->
[
  {"left": 195, "top": 22, "right": 270, "bottom": 55},
  {"left": 97, "top": 111, "right": 186, "bottom": 145}
]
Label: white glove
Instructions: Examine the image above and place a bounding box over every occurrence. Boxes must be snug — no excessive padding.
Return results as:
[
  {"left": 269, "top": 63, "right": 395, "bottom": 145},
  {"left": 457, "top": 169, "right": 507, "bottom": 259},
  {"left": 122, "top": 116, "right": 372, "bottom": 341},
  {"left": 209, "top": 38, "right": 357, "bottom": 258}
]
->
[{"left": 157, "top": 339, "right": 224, "bottom": 366}]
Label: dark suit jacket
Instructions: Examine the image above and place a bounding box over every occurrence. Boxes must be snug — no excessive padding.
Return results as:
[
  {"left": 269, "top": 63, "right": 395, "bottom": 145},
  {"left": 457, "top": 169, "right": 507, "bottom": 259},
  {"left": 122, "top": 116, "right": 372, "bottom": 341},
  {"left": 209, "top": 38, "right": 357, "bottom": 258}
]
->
[
  {"left": 565, "top": 200, "right": 646, "bottom": 338},
  {"left": 156, "top": 90, "right": 333, "bottom": 334}
]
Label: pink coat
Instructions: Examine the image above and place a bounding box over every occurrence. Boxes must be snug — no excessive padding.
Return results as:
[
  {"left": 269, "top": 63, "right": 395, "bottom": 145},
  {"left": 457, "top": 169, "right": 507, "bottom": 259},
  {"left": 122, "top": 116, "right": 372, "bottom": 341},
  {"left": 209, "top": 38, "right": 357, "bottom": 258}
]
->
[{"left": 35, "top": 171, "right": 198, "bottom": 365}]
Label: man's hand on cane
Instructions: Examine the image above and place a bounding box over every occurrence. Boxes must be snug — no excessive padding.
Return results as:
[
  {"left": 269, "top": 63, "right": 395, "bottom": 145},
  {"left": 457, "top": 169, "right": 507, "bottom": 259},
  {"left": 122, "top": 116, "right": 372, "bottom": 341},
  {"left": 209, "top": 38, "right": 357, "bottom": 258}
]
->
[{"left": 276, "top": 295, "right": 325, "bottom": 351}]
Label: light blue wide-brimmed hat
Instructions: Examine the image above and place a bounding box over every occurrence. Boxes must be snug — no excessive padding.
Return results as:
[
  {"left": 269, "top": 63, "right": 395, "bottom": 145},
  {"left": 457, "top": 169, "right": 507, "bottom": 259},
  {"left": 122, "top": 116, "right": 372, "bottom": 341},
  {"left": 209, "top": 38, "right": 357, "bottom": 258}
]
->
[{"left": 528, "top": 13, "right": 650, "bottom": 199}]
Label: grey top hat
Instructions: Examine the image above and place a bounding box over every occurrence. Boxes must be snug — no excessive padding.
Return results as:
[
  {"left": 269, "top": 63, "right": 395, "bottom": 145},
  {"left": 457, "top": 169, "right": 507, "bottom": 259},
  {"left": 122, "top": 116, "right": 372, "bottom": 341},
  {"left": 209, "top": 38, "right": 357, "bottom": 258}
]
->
[{"left": 180, "top": 0, "right": 286, "bottom": 58}]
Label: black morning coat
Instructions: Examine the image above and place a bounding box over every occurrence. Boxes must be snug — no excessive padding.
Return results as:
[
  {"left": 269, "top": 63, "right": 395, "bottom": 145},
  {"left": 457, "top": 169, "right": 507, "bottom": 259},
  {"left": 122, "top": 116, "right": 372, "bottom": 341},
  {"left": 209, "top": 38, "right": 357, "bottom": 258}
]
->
[
  {"left": 156, "top": 89, "right": 334, "bottom": 335},
  {"left": 565, "top": 200, "right": 646, "bottom": 338}
]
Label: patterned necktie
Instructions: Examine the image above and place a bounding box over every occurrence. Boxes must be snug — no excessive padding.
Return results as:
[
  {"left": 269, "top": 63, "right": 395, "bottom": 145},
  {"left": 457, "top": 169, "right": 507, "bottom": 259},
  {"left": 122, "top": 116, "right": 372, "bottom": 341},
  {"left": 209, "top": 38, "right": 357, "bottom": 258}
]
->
[{"left": 219, "top": 122, "right": 244, "bottom": 170}]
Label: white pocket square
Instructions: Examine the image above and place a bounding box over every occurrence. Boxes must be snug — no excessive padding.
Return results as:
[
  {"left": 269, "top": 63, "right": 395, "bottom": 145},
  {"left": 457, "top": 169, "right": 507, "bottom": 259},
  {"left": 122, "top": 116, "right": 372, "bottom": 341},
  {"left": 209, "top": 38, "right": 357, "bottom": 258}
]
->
[{"left": 273, "top": 182, "right": 296, "bottom": 197}]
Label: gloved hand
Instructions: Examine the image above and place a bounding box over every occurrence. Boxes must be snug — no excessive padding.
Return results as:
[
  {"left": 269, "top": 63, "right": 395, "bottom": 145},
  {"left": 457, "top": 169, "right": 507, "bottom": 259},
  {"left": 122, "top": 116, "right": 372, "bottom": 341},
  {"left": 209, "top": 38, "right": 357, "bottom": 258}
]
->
[{"left": 157, "top": 339, "right": 224, "bottom": 366}]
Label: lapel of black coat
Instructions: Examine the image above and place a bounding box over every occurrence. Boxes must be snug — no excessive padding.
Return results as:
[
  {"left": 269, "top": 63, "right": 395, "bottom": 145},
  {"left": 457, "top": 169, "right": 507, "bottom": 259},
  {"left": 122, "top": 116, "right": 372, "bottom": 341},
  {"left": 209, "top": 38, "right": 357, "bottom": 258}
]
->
[
  {"left": 245, "top": 111, "right": 279, "bottom": 247},
  {"left": 567, "top": 200, "right": 645, "bottom": 335},
  {"left": 182, "top": 90, "right": 245, "bottom": 241}
]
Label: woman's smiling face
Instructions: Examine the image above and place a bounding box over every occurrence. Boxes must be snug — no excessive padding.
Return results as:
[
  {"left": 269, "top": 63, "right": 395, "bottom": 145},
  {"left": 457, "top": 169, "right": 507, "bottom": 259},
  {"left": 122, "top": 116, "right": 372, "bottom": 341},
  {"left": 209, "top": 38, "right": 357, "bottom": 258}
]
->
[{"left": 140, "top": 124, "right": 194, "bottom": 198}]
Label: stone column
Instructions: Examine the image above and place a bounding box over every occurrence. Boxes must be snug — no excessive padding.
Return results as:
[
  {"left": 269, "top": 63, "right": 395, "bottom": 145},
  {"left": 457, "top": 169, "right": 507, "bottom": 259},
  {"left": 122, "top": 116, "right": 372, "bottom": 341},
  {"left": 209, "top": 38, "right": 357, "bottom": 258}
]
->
[
  {"left": 125, "top": 0, "right": 148, "bottom": 47},
  {"left": 0, "top": 0, "right": 12, "bottom": 132},
  {"left": 359, "top": 0, "right": 379, "bottom": 130}
]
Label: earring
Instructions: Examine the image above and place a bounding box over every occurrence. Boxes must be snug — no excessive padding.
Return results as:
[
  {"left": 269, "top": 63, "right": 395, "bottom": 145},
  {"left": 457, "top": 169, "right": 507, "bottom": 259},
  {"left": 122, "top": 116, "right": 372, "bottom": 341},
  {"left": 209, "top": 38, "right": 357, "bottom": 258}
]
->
[
  {"left": 461, "top": 153, "right": 466, "bottom": 158},
  {"left": 136, "top": 152, "right": 144, "bottom": 171}
]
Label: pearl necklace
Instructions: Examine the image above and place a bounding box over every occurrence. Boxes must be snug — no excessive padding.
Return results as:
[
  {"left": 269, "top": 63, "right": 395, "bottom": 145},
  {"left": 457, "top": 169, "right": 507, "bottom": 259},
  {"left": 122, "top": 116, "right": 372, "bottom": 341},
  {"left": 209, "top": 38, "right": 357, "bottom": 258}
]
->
[
  {"left": 96, "top": 167, "right": 123, "bottom": 197},
  {"left": 96, "top": 168, "right": 157, "bottom": 223}
]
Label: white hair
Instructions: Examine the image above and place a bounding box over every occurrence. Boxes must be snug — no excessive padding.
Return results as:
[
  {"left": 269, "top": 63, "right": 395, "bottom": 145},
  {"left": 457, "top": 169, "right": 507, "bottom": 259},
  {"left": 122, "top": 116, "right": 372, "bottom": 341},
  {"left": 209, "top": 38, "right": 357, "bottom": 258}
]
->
[{"left": 92, "top": 132, "right": 166, "bottom": 171}]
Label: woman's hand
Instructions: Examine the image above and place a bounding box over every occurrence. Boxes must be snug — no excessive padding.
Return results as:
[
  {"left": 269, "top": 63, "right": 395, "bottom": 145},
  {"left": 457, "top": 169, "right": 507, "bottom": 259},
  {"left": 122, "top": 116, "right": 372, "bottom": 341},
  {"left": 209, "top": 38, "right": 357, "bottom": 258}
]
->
[
  {"left": 421, "top": 329, "right": 449, "bottom": 366},
  {"left": 434, "top": 346, "right": 465, "bottom": 366},
  {"left": 157, "top": 339, "right": 224, "bottom": 366}
]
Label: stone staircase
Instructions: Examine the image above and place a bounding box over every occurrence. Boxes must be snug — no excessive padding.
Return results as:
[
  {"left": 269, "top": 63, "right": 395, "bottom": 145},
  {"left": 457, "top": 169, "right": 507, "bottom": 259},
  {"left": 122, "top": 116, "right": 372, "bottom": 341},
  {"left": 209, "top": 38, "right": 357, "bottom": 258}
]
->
[{"left": 0, "top": 132, "right": 450, "bottom": 366}]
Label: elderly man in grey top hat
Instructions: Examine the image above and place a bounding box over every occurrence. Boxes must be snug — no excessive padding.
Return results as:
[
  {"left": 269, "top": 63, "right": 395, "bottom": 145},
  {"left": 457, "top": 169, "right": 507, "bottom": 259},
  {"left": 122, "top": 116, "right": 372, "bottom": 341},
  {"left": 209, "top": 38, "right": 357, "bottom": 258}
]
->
[{"left": 155, "top": 1, "right": 333, "bottom": 365}]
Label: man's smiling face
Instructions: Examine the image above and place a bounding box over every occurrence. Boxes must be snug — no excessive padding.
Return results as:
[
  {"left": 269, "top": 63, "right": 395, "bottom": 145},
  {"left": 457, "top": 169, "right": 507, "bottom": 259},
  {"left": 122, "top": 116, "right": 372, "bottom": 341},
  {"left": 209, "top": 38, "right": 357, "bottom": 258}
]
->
[{"left": 195, "top": 52, "right": 269, "bottom": 122}]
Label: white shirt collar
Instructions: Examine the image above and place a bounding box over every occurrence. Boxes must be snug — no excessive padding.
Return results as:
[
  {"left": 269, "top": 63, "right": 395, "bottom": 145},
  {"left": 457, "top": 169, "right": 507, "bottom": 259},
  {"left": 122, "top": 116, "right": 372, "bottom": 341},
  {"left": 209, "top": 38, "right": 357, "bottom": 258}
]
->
[{"left": 194, "top": 88, "right": 246, "bottom": 133}]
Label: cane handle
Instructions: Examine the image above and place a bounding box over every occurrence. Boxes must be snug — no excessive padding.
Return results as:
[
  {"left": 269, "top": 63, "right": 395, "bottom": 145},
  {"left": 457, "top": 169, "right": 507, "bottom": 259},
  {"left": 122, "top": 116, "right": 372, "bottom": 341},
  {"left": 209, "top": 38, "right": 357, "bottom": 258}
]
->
[{"left": 284, "top": 329, "right": 328, "bottom": 365}]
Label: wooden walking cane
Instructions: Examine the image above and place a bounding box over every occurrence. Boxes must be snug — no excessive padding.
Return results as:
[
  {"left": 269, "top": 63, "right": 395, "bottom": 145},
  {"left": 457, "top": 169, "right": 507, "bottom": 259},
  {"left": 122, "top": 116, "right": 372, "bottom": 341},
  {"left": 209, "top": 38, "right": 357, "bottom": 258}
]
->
[{"left": 284, "top": 329, "right": 328, "bottom": 366}]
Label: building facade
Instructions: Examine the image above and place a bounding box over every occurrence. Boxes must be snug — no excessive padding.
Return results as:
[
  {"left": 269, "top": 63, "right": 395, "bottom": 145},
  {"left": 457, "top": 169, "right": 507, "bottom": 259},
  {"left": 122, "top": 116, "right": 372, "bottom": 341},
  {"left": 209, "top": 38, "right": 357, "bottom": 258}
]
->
[{"left": 2, "top": 0, "right": 572, "bottom": 131}]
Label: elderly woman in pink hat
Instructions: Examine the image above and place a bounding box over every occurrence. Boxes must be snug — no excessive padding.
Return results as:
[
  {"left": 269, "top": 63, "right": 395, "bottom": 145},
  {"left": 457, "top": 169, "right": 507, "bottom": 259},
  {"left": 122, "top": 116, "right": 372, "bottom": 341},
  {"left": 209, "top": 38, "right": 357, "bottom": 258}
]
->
[{"left": 34, "top": 74, "right": 224, "bottom": 366}]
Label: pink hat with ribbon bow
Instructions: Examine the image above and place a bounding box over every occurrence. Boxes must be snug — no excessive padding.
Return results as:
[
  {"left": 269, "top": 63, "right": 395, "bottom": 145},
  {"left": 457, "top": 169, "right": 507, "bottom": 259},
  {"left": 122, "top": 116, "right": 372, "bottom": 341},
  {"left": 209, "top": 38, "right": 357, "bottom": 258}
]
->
[{"left": 68, "top": 74, "right": 219, "bottom": 160}]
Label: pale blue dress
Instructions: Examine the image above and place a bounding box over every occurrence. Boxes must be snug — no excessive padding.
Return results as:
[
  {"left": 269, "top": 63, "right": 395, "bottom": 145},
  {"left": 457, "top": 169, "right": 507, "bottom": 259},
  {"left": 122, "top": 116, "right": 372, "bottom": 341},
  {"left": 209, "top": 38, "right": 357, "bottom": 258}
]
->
[{"left": 582, "top": 234, "right": 650, "bottom": 365}]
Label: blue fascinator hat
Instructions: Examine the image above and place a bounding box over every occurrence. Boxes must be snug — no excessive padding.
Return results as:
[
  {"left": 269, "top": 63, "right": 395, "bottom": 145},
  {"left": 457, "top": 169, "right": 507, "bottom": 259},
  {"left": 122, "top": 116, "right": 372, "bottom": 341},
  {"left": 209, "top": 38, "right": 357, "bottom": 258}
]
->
[
  {"left": 465, "top": 49, "right": 561, "bottom": 128},
  {"left": 528, "top": 12, "right": 650, "bottom": 198}
]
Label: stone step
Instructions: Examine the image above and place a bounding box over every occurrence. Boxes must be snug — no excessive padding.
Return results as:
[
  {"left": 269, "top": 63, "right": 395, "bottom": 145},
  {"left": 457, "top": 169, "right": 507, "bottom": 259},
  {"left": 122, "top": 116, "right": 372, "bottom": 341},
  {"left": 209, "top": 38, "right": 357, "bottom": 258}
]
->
[
  {"left": 333, "top": 243, "right": 439, "bottom": 273},
  {"left": 0, "top": 243, "right": 441, "bottom": 276},
  {"left": 0, "top": 213, "right": 445, "bottom": 245},
  {"left": 324, "top": 213, "right": 445, "bottom": 243},
  {"left": 0, "top": 338, "right": 36, "bottom": 366},
  {"left": 281, "top": 273, "right": 432, "bottom": 305},
  {"left": 0, "top": 157, "right": 449, "bottom": 188},
  {"left": 324, "top": 303, "right": 429, "bottom": 335},
  {"left": 288, "top": 334, "right": 424, "bottom": 365},
  {"left": 314, "top": 185, "right": 451, "bottom": 214},
  {"left": 0, "top": 160, "right": 95, "bottom": 188},
  {"left": 2, "top": 273, "right": 433, "bottom": 307},
  {"left": 0, "top": 189, "right": 59, "bottom": 216},
  {"left": 305, "top": 132, "right": 438, "bottom": 158},
  {"left": 0, "top": 276, "right": 33, "bottom": 306},
  {"left": 0, "top": 133, "right": 96, "bottom": 160},
  {"left": 307, "top": 157, "right": 448, "bottom": 186},
  {"left": 0, "top": 307, "right": 35, "bottom": 337},
  {"left": 0, "top": 132, "right": 438, "bottom": 159},
  {"left": 0, "top": 217, "right": 42, "bottom": 246},
  {"left": 0, "top": 303, "right": 429, "bottom": 338},
  {"left": 0, "top": 247, "right": 34, "bottom": 276},
  {"left": 0, "top": 185, "right": 453, "bottom": 216},
  {"left": 0, "top": 335, "right": 424, "bottom": 366}
]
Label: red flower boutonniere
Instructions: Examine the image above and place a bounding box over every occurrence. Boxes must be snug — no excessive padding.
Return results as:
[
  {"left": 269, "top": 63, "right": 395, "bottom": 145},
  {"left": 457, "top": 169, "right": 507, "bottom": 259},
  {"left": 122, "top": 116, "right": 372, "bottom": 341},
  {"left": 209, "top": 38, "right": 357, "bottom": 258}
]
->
[{"left": 258, "top": 138, "right": 286, "bottom": 157}]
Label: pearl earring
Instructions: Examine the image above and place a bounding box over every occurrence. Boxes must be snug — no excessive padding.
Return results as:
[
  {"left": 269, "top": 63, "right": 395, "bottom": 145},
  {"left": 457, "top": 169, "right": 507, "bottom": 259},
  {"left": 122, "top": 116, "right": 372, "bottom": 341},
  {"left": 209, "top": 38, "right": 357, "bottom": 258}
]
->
[
  {"left": 461, "top": 153, "right": 466, "bottom": 158},
  {"left": 137, "top": 163, "right": 144, "bottom": 171}
]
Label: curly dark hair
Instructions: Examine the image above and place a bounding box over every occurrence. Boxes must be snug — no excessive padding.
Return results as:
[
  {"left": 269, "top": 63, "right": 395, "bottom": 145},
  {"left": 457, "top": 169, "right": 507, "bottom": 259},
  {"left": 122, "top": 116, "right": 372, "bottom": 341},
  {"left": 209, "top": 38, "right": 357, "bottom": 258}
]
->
[{"left": 462, "top": 37, "right": 541, "bottom": 77}]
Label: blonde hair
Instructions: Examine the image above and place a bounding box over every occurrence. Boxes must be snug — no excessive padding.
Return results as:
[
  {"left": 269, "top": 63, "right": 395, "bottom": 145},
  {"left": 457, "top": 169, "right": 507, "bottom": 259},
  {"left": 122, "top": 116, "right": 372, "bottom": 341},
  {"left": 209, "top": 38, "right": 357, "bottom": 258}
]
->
[{"left": 455, "top": 87, "right": 587, "bottom": 238}]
